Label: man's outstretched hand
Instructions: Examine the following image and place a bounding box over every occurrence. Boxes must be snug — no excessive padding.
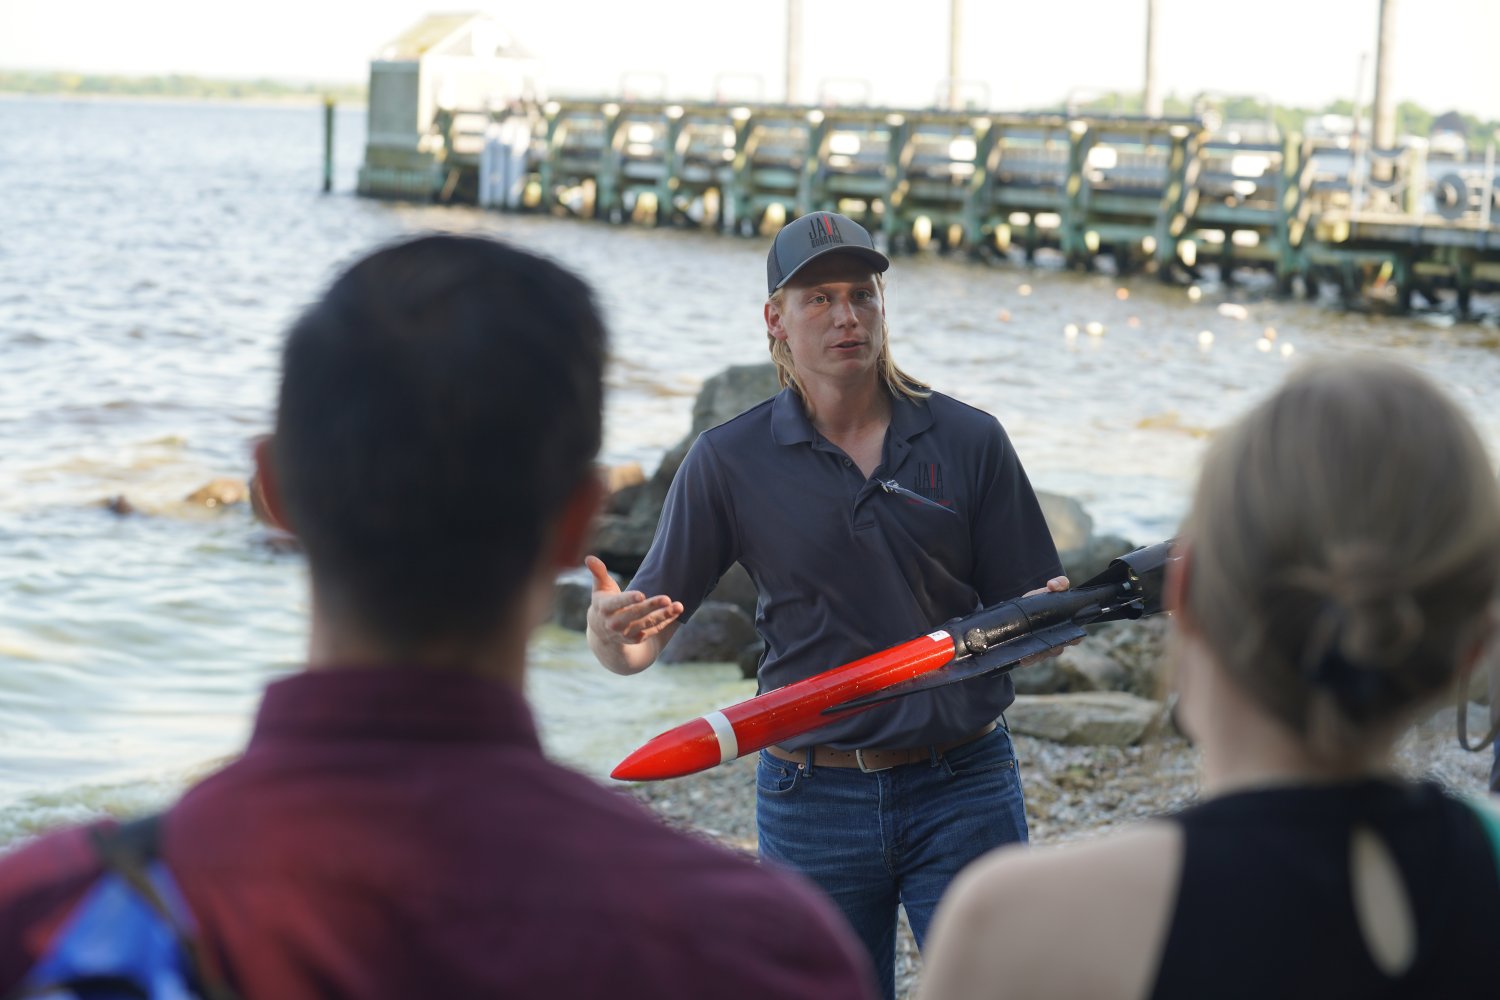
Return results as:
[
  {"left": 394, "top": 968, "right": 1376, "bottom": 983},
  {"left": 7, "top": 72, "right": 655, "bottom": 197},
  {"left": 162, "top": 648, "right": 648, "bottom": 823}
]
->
[{"left": 584, "top": 556, "right": 684, "bottom": 674}]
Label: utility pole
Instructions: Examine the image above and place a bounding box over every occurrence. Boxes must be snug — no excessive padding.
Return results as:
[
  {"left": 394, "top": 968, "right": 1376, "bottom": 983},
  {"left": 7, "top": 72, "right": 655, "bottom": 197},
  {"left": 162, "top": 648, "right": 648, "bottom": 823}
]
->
[
  {"left": 786, "top": 0, "right": 803, "bottom": 104},
  {"left": 1351, "top": 51, "right": 1368, "bottom": 211},
  {"left": 1352, "top": 51, "right": 1368, "bottom": 145},
  {"left": 1372, "top": 0, "right": 1397, "bottom": 181},
  {"left": 948, "top": 0, "right": 964, "bottom": 110},
  {"left": 1144, "top": 0, "right": 1162, "bottom": 117}
]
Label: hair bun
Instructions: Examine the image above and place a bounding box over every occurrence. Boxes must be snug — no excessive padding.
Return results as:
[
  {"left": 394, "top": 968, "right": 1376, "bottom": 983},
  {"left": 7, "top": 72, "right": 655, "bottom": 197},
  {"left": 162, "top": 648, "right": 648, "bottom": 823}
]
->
[
  {"left": 1296, "top": 543, "right": 1425, "bottom": 720},
  {"left": 1321, "top": 542, "right": 1425, "bottom": 665}
]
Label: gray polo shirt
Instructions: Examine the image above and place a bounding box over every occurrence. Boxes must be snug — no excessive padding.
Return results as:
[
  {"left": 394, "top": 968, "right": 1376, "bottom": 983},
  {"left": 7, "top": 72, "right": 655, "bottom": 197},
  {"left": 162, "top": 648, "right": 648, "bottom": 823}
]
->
[{"left": 631, "top": 386, "right": 1061, "bottom": 750}]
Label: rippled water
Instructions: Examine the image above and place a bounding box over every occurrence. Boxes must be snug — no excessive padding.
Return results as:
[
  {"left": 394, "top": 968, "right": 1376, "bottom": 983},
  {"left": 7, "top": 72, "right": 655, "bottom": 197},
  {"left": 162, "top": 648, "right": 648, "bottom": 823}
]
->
[{"left": 2, "top": 95, "right": 1498, "bottom": 845}]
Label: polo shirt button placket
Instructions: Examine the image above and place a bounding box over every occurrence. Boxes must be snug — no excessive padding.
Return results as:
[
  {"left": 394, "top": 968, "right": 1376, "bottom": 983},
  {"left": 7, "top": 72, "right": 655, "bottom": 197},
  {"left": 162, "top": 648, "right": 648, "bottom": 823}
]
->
[{"left": 850, "top": 470, "right": 879, "bottom": 530}]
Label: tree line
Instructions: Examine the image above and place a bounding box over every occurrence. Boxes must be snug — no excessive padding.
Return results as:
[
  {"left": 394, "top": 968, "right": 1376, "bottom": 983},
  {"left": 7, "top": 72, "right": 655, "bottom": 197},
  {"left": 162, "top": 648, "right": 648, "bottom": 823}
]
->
[
  {"left": 0, "top": 70, "right": 364, "bottom": 104},
  {"left": 1068, "top": 90, "right": 1499, "bottom": 150}
]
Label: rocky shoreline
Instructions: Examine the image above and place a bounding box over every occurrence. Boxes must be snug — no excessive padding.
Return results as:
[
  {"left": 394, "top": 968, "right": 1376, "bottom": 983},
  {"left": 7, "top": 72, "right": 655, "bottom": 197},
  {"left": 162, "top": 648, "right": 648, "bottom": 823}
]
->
[{"left": 623, "top": 705, "right": 1494, "bottom": 1000}]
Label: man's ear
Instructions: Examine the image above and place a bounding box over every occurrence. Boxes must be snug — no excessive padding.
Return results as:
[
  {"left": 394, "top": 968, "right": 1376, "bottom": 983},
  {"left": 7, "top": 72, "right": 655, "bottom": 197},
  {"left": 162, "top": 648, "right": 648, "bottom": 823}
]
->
[
  {"left": 251, "top": 436, "right": 295, "bottom": 535},
  {"left": 764, "top": 299, "right": 788, "bottom": 342},
  {"left": 549, "top": 470, "right": 606, "bottom": 568}
]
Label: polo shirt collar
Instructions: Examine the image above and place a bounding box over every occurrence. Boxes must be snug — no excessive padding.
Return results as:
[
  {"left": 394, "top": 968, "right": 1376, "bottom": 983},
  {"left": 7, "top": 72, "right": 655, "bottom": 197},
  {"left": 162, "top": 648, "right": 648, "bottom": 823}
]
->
[
  {"left": 770, "top": 385, "right": 934, "bottom": 447},
  {"left": 248, "top": 666, "right": 542, "bottom": 750},
  {"left": 889, "top": 389, "right": 935, "bottom": 440},
  {"left": 770, "top": 386, "right": 815, "bottom": 445}
]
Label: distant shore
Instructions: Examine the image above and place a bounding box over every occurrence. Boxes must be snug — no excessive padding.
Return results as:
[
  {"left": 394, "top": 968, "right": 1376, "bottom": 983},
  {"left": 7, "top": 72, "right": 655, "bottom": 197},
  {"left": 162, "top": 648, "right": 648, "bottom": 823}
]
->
[
  {"left": 0, "top": 70, "right": 364, "bottom": 106},
  {"left": 0, "top": 91, "right": 368, "bottom": 110}
]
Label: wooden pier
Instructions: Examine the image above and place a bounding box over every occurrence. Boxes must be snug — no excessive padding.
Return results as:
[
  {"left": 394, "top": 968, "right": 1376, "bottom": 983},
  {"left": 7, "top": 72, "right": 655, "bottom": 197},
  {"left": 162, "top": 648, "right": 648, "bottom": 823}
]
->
[{"left": 363, "top": 98, "right": 1500, "bottom": 313}]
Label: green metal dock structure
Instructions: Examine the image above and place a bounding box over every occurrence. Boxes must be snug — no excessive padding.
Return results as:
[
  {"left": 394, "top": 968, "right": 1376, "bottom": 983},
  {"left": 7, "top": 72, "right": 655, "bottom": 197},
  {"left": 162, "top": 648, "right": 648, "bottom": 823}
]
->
[{"left": 364, "top": 98, "right": 1500, "bottom": 314}]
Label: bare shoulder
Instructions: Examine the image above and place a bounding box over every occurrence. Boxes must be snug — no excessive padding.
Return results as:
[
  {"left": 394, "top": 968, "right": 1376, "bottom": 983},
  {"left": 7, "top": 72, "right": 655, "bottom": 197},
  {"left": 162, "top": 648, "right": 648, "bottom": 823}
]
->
[
  {"left": 920, "top": 822, "right": 1183, "bottom": 1000},
  {"left": 964, "top": 819, "right": 1182, "bottom": 896}
]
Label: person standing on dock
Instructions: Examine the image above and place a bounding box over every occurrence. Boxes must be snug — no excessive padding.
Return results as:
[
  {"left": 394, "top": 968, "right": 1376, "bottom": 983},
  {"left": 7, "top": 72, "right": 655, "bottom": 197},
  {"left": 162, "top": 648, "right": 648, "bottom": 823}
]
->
[
  {"left": 588, "top": 212, "right": 1067, "bottom": 999},
  {"left": 0, "top": 235, "right": 876, "bottom": 1000}
]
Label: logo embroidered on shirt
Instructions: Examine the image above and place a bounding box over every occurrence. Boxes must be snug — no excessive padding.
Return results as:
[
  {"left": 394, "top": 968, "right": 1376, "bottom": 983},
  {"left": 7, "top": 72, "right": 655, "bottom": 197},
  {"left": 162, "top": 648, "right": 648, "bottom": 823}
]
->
[
  {"left": 915, "top": 463, "right": 945, "bottom": 501},
  {"left": 890, "top": 464, "right": 954, "bottom": 510}
]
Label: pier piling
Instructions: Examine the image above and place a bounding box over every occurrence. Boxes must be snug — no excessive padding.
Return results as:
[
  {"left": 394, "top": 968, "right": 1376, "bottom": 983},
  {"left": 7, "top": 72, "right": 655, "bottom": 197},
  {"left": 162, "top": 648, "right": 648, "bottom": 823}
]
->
[{"left": 323, "top": 97, "right": 335, "bottom": 193}]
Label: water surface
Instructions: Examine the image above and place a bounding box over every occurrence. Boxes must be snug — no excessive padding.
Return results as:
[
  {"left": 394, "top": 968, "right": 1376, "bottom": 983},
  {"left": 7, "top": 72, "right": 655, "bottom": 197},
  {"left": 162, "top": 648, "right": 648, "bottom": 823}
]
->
[{"left": 2, "top": 95, "right": 1497, "bottom": 844}]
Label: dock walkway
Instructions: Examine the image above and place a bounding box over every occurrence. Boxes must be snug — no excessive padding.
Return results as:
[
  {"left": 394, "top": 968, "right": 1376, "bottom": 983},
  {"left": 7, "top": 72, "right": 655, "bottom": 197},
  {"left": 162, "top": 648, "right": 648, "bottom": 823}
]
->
[{"left": 360, "top": 99, "right": 1500, "bottom": 312}]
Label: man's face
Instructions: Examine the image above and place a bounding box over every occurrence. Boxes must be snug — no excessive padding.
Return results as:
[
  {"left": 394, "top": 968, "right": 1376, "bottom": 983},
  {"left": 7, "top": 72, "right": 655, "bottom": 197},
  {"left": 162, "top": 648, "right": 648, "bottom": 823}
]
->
[{"left": 765, "top": 254, "right": 885, "bottom": 388}]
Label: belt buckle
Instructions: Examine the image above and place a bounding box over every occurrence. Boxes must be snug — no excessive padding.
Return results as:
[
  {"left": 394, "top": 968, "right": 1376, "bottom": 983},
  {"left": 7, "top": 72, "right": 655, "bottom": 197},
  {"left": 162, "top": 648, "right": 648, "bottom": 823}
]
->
[{"left": 854, "top": 749, "right": 893, "bottom": 773}]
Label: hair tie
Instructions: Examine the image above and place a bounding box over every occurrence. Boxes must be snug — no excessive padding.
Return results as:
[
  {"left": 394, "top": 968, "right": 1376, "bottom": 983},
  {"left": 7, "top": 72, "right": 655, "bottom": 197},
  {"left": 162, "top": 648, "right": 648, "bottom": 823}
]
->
[{"left": 1301, "top": 606, "right": 1393, "bottom": 723}]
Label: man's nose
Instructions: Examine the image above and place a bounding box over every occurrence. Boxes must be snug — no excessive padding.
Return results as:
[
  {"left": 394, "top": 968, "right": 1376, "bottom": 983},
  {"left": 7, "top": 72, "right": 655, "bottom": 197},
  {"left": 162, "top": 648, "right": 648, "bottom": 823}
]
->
[{"left": 831, "top": 295, "right": 858, "bottom": 325}]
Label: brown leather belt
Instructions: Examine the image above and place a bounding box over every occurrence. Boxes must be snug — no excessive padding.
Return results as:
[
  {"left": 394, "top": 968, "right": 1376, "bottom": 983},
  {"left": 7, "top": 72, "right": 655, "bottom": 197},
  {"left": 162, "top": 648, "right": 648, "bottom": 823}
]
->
[{"left": 766, "top": 721, "right": 997, "bottom": 773}]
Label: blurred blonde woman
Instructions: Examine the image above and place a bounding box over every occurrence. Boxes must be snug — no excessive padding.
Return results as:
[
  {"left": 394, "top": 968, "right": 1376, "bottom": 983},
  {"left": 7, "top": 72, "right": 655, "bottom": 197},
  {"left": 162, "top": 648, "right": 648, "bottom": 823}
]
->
[{"left": 920, "top": 357, "right": 1500, "bottom": 1000}]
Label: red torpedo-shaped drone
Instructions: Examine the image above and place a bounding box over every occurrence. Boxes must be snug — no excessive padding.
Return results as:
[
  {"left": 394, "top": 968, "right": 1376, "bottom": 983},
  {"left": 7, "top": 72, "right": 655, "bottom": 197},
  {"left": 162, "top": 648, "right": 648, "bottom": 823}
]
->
[{"left": 612, "top": 539, "right": 1176, "bottom": 781}]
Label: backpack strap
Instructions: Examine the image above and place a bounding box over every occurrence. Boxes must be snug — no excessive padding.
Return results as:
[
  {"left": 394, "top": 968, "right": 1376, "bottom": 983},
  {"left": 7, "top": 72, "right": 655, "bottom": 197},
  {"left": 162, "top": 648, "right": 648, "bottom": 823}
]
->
[
  {"left": 87, "top": 816, "right": 171, "bottom": 919},
  {"left": 85, "top": 815, "right": 240, "bottom": 1000}
]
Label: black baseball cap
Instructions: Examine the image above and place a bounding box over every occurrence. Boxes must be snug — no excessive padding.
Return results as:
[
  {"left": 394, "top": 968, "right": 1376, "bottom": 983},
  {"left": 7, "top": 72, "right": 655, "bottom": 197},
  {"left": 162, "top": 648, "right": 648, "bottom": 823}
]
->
[{"left": 766, "top": 212, "right": 890, "bottom": 294}]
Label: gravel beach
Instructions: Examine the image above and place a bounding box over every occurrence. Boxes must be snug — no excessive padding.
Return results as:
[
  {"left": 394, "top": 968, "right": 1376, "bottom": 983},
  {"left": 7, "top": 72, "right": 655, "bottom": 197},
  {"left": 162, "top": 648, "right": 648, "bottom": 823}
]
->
[{"left": 625, "top": 703, "right": 1495, "bottom": 1000}]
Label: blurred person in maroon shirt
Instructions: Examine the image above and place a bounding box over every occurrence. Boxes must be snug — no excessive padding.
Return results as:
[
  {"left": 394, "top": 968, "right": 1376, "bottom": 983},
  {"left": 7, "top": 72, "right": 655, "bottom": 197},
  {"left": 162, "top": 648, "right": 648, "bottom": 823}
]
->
[{"left": 0, "top": 234, "right": 876, "bottom": 1000}]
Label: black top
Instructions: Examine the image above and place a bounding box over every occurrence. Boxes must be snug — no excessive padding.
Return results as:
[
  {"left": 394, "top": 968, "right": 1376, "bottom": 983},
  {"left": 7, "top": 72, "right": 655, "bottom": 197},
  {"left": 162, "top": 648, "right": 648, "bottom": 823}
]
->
[
  {"left": 1150, "top": 779, "right": 1500, "bottom": 1000},
  {"left": 631, "top": 388, "right": 1061, "bottom": 749}
]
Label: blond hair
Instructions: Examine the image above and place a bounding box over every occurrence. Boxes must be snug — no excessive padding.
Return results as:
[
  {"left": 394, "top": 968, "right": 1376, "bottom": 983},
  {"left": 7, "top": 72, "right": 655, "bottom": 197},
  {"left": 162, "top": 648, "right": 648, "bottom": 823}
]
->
[
  {"left": 765, "top": 273, "right": 931, "bottom": 403},
  {"left": 1182, "top": 357, "right": 1500, "bottom": 765}
]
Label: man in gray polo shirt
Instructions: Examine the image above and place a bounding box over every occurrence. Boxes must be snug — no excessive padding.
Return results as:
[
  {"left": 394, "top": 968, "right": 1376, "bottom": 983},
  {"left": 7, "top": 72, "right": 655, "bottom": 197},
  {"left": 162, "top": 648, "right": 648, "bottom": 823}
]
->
[{"left": 587, "top": 212, "right": 1065, "bottom": 1000}]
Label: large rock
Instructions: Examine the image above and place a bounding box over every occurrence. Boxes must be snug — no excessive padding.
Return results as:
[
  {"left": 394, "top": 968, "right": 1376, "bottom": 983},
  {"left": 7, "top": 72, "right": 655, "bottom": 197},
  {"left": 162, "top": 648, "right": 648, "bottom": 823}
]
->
[
  {"left": 186, "top": 478, "right": 248, "bottom": 508},
  {"left": 604, "top": 481, "right": 646, "bottom": 517},
  {"left": 590, "top": 364, "right": 781, "bottom": 576},
  {"left": 1054, "top": 643, "right": 1130, "bottom": 692},
  {"left": 1037, "top": 491, "right": 1137, "bottom": 584},
  {"left": 688, "top": 364, "right": 783, "bottom": 437},
  {"left": 1006, "top": 692, "right": 1164, "bottom": 746},
  {"left": 1037, "top": 492, "right": 1092, "bottom": 553},
  {"left": 1095, "top": 616, "right": 1172, "bottom": 699},
  {"left": 1010, "top": 658, "right": 1068, "bottom": 696},
  {"left": 603, "top": 462, "right": 645, "bottom": 493},
  {"left": 736, "top": 639, "right": 765, "bottom": 680},
  {"left": 1010, "top": 637, "right": 1140, "bottom": 696},
  {"left": 659, "top": 601, "right": 758, "bottom": 664},
  {"left": 551, "top": 579, "right": 593, "bottom": 632},
  {"left": 1071, "top": 533, "right": 1140, "bottom": 584},
  {"left": 706, "top": 563, "right": 758, "bottom": 619},
  {"left": 602, "top": 463, "right": 646, "bottom": 516}
]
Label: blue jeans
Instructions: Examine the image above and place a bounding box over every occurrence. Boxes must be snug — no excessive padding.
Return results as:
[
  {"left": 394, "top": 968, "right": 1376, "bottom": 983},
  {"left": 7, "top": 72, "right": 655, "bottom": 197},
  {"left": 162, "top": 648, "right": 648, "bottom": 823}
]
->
[{"left": 756, "top": 725, "right": 1028, "bottom": 1000}]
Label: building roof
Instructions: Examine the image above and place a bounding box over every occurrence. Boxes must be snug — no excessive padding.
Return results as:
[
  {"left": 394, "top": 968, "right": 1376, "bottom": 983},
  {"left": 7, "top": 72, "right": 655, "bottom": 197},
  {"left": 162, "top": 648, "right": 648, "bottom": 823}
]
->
[
  {"left": 1431, "top": 110, "right": 1469, "bottom": 136},
  {"left": 376, "top": 12, "right": 534, "bottom": 62}
]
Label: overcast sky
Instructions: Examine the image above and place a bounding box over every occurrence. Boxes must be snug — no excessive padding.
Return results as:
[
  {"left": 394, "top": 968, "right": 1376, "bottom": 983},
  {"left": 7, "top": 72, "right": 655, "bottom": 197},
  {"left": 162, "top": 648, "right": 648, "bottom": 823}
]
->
[{"left": 3, "top": 1, "right": 1497, "bottom": 121}]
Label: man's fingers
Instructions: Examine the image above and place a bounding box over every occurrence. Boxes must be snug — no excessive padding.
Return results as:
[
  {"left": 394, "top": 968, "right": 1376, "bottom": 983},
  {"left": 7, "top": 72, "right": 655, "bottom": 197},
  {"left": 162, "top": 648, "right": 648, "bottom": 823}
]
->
[
  {"left": 623, "top": 602, "right": 683, "bottom": 640},
  {"left": 584, "top": 555, "right": 620, "bottom": 593},
  {"left": 1021, "top": 575, "right": 1074, "bottom": 598},
  {"left": 595, "top": 590, "right": 648, "bottom": 615},
  {"left": 604, "top": 595, "right": 679, "bottom": 636}
]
